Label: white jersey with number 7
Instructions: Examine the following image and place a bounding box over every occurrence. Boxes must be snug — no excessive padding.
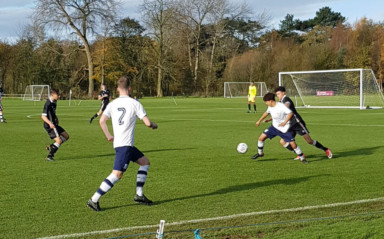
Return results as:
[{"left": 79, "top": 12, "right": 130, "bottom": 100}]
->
[{"left": 103, "top": 95, "right": 147, "bottom": 148}]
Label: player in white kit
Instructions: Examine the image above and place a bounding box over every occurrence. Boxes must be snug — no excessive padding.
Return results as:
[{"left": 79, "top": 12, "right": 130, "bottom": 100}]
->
[{"left": 87, "top": 76, "right": 158, "bottom": 211}]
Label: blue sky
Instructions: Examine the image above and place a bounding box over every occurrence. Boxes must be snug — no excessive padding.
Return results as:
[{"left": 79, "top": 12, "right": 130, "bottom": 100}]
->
[{"left": 0, "top": 0, "right": 383, "bottom": 42}]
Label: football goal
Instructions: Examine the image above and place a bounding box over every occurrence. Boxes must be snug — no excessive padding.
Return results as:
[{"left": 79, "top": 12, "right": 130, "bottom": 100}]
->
[
  {"left": 23, "top": 85, "right": 50, "bottom": 101},
  {"left": 224, "top": 82, "right": 268, "bottom": 98},
  {"left": 278, "top": 69, "right": 384, "bottom": 109}
]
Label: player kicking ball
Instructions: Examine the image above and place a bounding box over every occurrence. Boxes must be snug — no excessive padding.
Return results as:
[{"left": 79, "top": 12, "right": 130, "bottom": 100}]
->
[
  {"left": 90, "top": 83, "right": 111, "bottom": 124},
  {"left": 274, "top": 87, "right": 332, "bottom": 159},
  {"left": 252, "top": 93, "right": 308, "bottom": 164},
  {"left": 41, "top": 89, "right": 70, "bottom": 161},
  {"left": 87, "top": 76, "right": 158, "bottom": 212}
]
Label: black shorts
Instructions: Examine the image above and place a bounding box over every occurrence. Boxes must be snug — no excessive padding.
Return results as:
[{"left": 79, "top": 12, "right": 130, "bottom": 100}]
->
[
  {"left": 45, "top": 125, "right": 66, "bottom": 139},
  {"left": 290, "top": 121, "right": 309, "bottom": 137},
  {"left": 113, "top": 146, "right": 144, "bottom": 172}
]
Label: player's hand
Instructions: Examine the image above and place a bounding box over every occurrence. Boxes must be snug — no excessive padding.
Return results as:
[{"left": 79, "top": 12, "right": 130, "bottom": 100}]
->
[
  {"left": 49, "top": 123, "right": 55, "bottom": 129},
  {"left": 279, "top": 122, "right": 286, "bottom": 127},
  {"left": 106, "top": 135, "right": 114, "bottom": 142},
  {"left": 151, "top": 122, "right": 158, "bottom": 130},
  {"left": 256, "top": 121, "right": 261, "bottom": 127}
]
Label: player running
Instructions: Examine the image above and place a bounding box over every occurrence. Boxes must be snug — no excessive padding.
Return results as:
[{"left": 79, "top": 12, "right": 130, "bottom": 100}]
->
[
  {"left": 247, "top": 81, "right": 257, "bottom": 113},
  {"left": 0, "top": 87, "right": 6, "bottom": 123},
  {"left": 90, "top": 83, "right": 111, "bottom": 124},
  {"left": 274, "top": 86, "right": 332, "bottom": 159},
  {"left": 252, "top": 92, "right": 308, "bottom": 164},
  {"left": 87, "top": 76, "right": 158, "bottom": 212},
  {"left": 41, "top": 89, "right": 70, "bottom": 161}
]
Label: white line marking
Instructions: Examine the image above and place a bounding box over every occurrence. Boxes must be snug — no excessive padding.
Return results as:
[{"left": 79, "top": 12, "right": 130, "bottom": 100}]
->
[
  {"left": 157, "top": 118, "right": 384, "bottom": 127},
  {"left": 37, "top": 197, "right": 384, "bottom": 239}
]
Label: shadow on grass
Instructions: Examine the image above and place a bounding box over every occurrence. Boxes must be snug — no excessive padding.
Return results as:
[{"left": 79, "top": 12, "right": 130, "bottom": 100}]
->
[
  {"left": 104, "top": 174, "right": 328, "bottom": 210},
  {"left": 308, "top": 146, "right": 382, "bottom": 162},
  {"left": 59, "top": 148, "right": 197, "bottom": 160}
]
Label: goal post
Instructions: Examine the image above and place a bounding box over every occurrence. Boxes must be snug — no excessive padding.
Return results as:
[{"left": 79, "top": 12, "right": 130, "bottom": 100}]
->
[
  {"left": 23, "top": 85, "right": 50, "bottom": 101},
  {"left": 278, "top": 69, "right": 384, "bottom": 109},
  {"left": 224, "top": 82, "right": 268, "bottom": 98}
]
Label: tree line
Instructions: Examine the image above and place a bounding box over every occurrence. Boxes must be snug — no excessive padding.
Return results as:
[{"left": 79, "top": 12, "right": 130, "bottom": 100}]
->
[{"left": 0, "top": 1, "right": 383, "bottom": 99}]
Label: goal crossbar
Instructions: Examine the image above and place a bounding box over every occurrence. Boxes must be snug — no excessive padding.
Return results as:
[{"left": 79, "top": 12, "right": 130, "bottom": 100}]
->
[
  {"left": 278, "top": 69, "right": 384, "bottom": 109},
  {"left": 224, "top": 82, "right": 268, "bottom": 98},
  {"left": 23, "top": 85, "right": 50, "bottom": 101}
]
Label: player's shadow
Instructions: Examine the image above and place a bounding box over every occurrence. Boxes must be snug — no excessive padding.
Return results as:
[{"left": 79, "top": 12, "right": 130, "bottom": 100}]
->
[
  {"left": 59, "top": 153, "right": 115, "bottom": 161},
  {"left": 60, "top": 148, "right": 197, "bottom": 160},
  {"left": 142, "top": 148, "right": 197, "bottom": 153},
  {"left": 153, "top": 174, "right": 328, "bottom": 205},
  {"left": 104, "top": 174, "right": 328, "bottom": 210},
  {"left": 308, "top": 146, "right": 382, "bottom": 162}
]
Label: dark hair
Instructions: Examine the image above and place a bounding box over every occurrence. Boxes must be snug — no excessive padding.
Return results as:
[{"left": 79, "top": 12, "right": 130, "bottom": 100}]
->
[
  {"left": 50, "top": 89, "right": 60, "bottom": 95},
  {"left": 274, "top": 86, "right": 286, "bottom": 93},
  {"left": 263, "top": 92, "right": 276, "bottom": 102},
  {"left": 117, "top": 76, "right": 131, "bottom": 90}
]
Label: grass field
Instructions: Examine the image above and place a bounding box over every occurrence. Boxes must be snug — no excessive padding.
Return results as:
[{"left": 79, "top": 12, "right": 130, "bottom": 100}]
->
[{"left": 0, "top": 97, "right": 384, "bottom": 239}]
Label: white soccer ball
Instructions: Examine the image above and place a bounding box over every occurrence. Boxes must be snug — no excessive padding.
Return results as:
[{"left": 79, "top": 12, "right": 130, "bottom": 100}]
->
[{"left": 237, "top": 143, "right": 248, "bottom": 154}]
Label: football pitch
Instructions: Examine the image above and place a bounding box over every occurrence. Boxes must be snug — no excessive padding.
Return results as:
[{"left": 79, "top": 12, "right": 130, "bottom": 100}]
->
[{"left": 1, "top": 97, "right": 384, "bottom": 239}]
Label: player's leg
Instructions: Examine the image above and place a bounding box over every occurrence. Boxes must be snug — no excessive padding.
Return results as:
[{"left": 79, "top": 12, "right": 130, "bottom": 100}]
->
[
  {"left": 87, "top": 147, "right": 129, "bottom": 211},
  {"left": 0, "top": 106, "right": 5, "bottom": 123},
  {"left": 90, "top": 103, "right": 105, "bottom": 123},
  {"left": 289, "top": 141, "right": 308, "bottom": 164},
  {"left": 46, "top": 127, "right": 68, "bottom": 161},
  {"left": 281, "top": 131, "right": 307, "bottom": 164},
  {"left": 251, "top": 133, "right": 268, "bottom": 159},
  {"left": 302, "top": 134, "right": 332, "bottom": 159},
  {"left": 247, "top": 100, "right": 251, "bottom": 113},
  {"left": 280, "top": 138, "right": 294, "bottom": 152},
  {"left": 133, "top": 148, "right": 152, "bottom": 205},
  {"left": 87, "top": 170, "right": 121, "bottom": 211},
  {"left": 253, "top": 100, "right": 256, "bottom": 112},
  {"left": 46, "top": 136, "right": 62, "bottom": 161}
]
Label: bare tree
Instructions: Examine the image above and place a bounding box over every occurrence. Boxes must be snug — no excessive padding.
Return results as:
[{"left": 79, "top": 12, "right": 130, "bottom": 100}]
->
[
  {"left": 204, "top": 0, "right": 251, "bottom": 96},
  {"left": 140, "top": 0, "right": 176, "bottom": 97},
  {"left": 173, "top": 0, "right": 218, "bottom": 92},
  {"left": 33, "top": 0, "right": 119, "bottom": 98}
]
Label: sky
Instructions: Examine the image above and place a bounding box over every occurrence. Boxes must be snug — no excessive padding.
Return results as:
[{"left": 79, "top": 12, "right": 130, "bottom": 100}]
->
[{"left": 0, "top": 0, "right": 383, "bottom": 42}]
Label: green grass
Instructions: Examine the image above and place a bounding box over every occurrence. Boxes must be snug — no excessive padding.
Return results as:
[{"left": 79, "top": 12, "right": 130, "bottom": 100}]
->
[{"left": 0, "top": 97, "right": 384, "bottom": 239}]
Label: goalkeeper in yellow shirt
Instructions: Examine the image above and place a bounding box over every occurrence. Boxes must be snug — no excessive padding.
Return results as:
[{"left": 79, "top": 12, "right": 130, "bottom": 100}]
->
[{"left": 248, "top": 81, "right": 257, "bottom": 113}]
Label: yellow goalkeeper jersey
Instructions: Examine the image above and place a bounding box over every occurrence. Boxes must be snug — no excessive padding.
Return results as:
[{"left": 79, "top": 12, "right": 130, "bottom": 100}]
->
[{"left": 248, "top": 85, "right": 257, "bottom": 96}]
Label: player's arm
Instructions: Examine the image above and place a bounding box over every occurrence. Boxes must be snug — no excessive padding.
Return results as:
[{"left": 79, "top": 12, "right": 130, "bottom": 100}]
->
[
  {"left": 41, "top": 115, "right": 55, "bottom": 129},
  {"left": 263, "top": 117, "right": 272, "bottom": 123},
  {"left": 99, "top": 114, "right": 113, "bottom": 141},
  {"left": 98, "top": 94, "right": 104, "bottom": 100},
  {"left": 142, "top": 116, "right": 158, "bottom": 130},
  {"left": 256, "top": 112, "right": 269, "bottom": 127},
  {"left": 279, "top": 112, "right": 293, "bottom": 127}
]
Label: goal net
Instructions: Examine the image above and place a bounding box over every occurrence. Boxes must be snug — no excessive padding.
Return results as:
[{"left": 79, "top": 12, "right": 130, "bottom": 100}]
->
[
  {"left": 278, "top": 69, "right": 384, "bottom": 109},
  {"left": 224, "top": 82, "right": 268, "bottom": 98},
  {"left": 23, "top": 85, "right": 50, "bottom": 101}
]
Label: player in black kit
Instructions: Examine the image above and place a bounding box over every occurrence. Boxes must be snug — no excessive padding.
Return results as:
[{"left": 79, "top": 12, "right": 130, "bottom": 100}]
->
[
  {"left": 274, "top": 86, "right": 332, "bottom": 159},
  {"left": 41, "top": 89, "right": 70, "bottom": 161},
  {"left": 90, "top": 84, "right": 111, "bottom": 124}
]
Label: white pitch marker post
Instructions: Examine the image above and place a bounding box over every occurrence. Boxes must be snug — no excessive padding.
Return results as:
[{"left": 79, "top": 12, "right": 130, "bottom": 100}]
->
[
  {"left": 156, "top": 220, "right": 165, "bottom": 238},
  {"left": 69, "top": 90, "right": 72, "bottom": 107}
]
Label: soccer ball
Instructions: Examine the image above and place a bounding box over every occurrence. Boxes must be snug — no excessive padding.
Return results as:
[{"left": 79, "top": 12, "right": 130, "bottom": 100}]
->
[{"left": 237, "top": 143, "right": 248, "bottom": 154}]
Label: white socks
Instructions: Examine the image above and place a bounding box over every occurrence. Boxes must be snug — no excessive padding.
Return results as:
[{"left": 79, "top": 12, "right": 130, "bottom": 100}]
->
[{"left": 92, "top": 173, "right": 120, "bottom": 202}]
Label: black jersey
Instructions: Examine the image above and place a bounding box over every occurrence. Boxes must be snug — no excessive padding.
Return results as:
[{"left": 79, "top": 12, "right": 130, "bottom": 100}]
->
[
  {"left": 42, "top": 98, "right": 59, "bottom": 129},
  {"left": 99, "top": 90, "right": 111, "bottom": 104},
  {"left": 281, "top": 95, "right": 304, "bottom": 124}
]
